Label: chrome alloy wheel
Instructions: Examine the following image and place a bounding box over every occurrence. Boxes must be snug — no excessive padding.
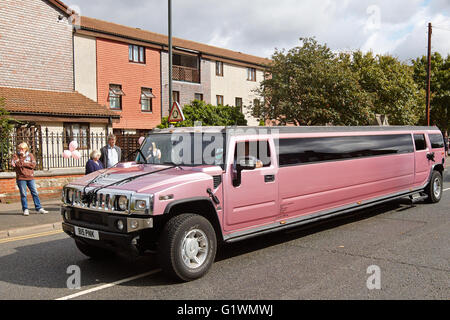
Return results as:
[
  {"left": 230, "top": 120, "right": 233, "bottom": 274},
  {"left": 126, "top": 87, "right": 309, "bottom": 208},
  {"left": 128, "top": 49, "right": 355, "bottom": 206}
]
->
[
  {"left": 433, "top": 177, "right": 442, "bottom": 199},
  {"left": 181, "top": 229, "right": 209, "bottom": 269}
]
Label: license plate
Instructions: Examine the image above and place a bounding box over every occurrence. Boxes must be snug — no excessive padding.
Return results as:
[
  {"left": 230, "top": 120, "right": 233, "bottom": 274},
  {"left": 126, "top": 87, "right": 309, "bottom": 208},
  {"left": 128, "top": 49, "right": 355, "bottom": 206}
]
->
[{"left": 75, "top": 226, "right": 99, "bottom": 240}]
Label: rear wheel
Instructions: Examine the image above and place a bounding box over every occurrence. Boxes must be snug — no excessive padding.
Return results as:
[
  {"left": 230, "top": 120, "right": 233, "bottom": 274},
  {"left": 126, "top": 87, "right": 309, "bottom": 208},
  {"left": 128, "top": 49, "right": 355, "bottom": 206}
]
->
[
  {"left": 425, "top": 170, "right": 443, "bottom": 203},
  {"left": 75, "top": 239, "right": 115, "bottom": 260},
  {"left": 158, "top": 214, "right": 217, "bottom": 282}
]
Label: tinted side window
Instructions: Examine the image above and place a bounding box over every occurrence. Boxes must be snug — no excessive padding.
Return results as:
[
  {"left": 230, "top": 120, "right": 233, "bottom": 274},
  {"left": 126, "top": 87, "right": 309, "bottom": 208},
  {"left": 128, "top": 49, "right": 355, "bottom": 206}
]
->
[
  {"left": 429, "top": 134, "right": 444, "bottom": 149},
  {"left": 414, "top": 134, "right": 426, "bottom": 151},
  {"left": 278, "top": 134, "right": 414, "bottom": 166}
]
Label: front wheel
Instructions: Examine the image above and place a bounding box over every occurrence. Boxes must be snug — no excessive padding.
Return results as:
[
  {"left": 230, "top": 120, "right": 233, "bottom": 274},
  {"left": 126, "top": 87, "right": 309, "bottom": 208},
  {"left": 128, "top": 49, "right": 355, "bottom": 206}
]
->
[
  {"left": 425, "top": 171, "right": 443, "bottom": 203},
  {"left": 158, "top": 214, "right": 217, "bottom": 282}
]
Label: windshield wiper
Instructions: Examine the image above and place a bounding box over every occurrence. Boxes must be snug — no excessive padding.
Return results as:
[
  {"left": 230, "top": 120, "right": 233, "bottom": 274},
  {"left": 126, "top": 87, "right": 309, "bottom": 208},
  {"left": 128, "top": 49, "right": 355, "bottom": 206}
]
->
[{"left": 162, "top": 162, "right": 184, "bottom": 169}]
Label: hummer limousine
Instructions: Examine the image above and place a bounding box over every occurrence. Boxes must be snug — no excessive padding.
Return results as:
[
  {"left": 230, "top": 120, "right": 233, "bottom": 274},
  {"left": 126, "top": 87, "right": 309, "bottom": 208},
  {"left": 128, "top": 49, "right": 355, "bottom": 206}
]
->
[{"left": 61, "top": 126, "right": 446, "bottom": 281}]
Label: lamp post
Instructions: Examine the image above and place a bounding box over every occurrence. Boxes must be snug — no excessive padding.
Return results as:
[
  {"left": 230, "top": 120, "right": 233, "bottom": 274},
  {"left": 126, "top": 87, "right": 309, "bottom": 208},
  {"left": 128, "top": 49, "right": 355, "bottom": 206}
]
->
[
  {"left": 426, "top": 22, "right": 432, "bottom": 126},
  {"left": 168, "top": 0, "right": 173, "bottom": 116}
]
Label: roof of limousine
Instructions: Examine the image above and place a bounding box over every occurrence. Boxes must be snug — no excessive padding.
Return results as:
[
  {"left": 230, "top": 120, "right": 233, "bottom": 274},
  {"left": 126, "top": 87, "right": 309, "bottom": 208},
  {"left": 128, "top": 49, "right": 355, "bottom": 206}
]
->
[{"left": 150, "top": 126, "right": 440, "bottom": 135}]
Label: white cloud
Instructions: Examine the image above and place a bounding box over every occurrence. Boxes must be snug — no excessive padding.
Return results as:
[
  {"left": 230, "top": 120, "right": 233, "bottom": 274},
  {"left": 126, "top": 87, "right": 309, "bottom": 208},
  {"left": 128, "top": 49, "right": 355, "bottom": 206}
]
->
[{"left": 68, "top": 0, "right": 450, "bottom": 61}]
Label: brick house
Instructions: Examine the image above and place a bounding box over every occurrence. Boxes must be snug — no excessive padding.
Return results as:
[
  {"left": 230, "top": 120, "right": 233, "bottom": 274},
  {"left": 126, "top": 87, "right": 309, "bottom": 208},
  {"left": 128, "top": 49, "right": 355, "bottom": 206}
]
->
[
  {"left": 75, "top": 16, "right": 270, "bottom": 127},
  {"left": 0, "top": 0, "right": 119, "bottom": 202},
  {"left": 74, "top": 17, "right": 164, "bottom": 135}
]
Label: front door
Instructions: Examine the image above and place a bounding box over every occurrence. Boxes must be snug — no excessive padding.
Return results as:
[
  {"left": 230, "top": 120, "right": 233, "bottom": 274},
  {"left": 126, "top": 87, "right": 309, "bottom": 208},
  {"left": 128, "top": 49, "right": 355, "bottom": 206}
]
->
[{"left": 223, "top": 138, "right": 279, "bottom": 232}]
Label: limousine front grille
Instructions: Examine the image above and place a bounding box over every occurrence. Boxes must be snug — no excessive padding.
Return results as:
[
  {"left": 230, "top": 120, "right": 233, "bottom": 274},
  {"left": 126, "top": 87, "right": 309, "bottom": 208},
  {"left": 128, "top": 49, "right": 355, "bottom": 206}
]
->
[{"left": 63, "top": 187, "right": 131, "bottom": 214}]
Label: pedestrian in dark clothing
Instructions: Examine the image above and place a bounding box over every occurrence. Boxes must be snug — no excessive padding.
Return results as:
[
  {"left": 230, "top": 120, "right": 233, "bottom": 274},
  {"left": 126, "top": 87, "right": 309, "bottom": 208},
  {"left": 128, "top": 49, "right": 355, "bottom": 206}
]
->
[
  {"left": 11, "top": 142, "right": 48, "bottom": 216},
  {"left": 99, "top": 134, "right": 121, "bottom": 168},
  {"left": 85, "top": 150, "right": 104, "bottom": 175}
]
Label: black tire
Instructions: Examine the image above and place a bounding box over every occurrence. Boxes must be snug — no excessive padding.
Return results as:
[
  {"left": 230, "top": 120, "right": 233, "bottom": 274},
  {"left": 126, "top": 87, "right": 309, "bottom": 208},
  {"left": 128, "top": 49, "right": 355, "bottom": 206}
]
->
[
  {"left": 425, "top": 170, "right": 443, "bottom": 203},
  {"left": 74, "top": 239, "right": 115, "bottom": 260},
  {"left": 158, "top": 214, "right": 217, "bottom": 282}
]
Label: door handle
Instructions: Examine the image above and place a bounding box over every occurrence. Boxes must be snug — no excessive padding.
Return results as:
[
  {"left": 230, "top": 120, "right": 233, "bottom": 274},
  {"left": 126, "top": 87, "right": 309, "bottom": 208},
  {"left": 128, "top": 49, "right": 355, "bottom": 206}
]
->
[{"left": 264, "top": 174, "right": 275, "bottom": 183}]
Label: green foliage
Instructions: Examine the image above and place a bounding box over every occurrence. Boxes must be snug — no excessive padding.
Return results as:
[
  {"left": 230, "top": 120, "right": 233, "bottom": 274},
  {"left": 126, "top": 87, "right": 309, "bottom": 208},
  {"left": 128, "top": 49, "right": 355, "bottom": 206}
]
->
[
  {"left": 254, "top": 38, "right": 374, "bottom": 126},
  {"left": 0, "top": 98, "right": 13, "bottom": 131},
  {"left": 253, "top": 38, "right": 426, "bottom": 127},
  {"left": 346, "top": 51, "right": 424, "bottom": 125},
  {"left": 0, "top": 97, "right": 14, "bottom": 171},
  {"left": 412, "top": 52, "right": 450, "bottom": 133},
  {"left": 158, "top": 100, "right": 247, "bottom": 128}
]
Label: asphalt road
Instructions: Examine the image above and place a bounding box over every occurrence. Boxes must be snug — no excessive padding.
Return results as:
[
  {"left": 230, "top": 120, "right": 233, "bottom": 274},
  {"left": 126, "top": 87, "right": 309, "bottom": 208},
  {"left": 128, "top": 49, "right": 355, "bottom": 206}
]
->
[{"left": 0, "top": 179, "right": 449, "bottom": 300}]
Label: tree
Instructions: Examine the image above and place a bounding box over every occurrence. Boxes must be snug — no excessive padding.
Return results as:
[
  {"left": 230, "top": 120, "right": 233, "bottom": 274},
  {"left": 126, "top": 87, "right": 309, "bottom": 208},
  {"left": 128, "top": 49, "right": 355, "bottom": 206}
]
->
[
  {"left": 158, "top": 100, "right": 247, "bottom": 128},
  {"left": 253, "top": 38, "right": 374, "bottom": 126},
  {"left": 412, "top": 52, "right": 450, "bottom": 133},
  {"left": 346, "top": 51, "right": 424, "bottom": 125},
  {"left": 0, "top": 97, "right": 14, "bottom": 171}
]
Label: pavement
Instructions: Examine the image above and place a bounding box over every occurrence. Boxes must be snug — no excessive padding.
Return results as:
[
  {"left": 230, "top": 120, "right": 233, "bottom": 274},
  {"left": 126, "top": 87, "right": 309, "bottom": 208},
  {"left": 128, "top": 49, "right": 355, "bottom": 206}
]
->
[
  {"left": 0, "top": 198, "right": 63, "bottom": 239},
  {"left": 0, "top": 157, "right": 448, "bottom": 240}
]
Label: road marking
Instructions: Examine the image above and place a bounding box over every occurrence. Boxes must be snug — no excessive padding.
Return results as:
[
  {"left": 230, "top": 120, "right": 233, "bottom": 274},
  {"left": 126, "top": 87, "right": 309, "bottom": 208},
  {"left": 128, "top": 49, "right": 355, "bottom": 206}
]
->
[
  {"left": 443, "top": 188, "right": 450, "bottom": 192},
  {"left": 0, "top": 230, "right": 63, "bottom": 244},
  {"left": 55, "top": 269, "right": 161, "bottom": 300}
]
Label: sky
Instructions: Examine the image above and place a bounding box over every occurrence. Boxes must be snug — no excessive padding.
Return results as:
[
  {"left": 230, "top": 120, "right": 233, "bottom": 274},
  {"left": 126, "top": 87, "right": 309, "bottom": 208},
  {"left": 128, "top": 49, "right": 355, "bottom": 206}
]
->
[{"left": 67, "top": 0, "right": 450, "bottom": 63}]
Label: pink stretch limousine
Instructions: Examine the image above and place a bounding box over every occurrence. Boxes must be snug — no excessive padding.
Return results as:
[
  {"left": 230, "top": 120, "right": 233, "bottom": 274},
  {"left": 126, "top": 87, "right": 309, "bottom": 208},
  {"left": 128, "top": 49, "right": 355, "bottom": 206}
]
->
[{"left": 61, "top": 126, "right": 446, "bottom": 281}]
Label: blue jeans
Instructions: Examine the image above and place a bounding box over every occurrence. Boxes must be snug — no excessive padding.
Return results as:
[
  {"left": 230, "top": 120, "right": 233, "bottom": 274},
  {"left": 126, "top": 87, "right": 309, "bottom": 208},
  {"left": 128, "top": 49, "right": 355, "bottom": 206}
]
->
[{"left": 16, "top": 180, "right": 42, "bottom": 211}]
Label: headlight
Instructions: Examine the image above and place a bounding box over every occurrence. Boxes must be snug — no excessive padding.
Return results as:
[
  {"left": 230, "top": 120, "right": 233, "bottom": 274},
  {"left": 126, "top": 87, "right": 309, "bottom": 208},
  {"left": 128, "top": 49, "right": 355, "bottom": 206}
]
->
[
  {"left": 130, "top": 194, "right": 153, "bottom": 214},
  {"left": 135, "top": 200, "right": 146, "bottom": 210},
  {"left": 117, "top": 196, "right": 128, "bottom": 211}
]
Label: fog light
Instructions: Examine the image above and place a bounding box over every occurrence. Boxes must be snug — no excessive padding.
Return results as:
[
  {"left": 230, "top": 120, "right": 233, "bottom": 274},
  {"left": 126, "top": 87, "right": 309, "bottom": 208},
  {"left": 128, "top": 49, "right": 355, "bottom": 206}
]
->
[
  {"left": 130, "top": 219, "right": 139, "bottom": 229},
  {"left": 116, "top": 220, "right": 124, "bottom": 231}
]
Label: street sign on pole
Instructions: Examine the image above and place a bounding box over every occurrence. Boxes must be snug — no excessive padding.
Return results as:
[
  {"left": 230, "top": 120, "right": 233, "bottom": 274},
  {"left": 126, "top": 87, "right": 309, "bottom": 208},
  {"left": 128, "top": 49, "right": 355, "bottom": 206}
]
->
[{"left": 168, "top": 101, "right": 185, "bottom": 123}]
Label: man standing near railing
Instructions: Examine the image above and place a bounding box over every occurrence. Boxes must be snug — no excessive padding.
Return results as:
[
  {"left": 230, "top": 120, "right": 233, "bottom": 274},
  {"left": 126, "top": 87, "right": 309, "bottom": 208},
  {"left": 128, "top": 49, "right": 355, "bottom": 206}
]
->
[{"left": 99, "top": 134, "right": 122, "bottom": 168}]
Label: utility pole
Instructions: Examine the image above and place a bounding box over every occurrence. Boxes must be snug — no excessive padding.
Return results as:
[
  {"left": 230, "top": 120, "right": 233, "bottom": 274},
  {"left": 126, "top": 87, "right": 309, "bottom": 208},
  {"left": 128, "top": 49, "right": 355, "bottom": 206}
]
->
[
  {"left": 426, "top": 22, "right": 432, "bottom": 126},
  {"left": 168, "top": 0, "right": 173, "bottom": 116}
]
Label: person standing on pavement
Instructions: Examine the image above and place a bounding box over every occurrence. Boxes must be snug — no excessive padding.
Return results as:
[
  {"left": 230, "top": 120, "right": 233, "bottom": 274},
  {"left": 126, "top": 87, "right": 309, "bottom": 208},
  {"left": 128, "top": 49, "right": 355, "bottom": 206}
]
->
[
  {"left": 99, "top": 134, "right": 121, "bottom": 168},
  {"left": 11, "top": 142, "right": 48, "bottom": 216}
]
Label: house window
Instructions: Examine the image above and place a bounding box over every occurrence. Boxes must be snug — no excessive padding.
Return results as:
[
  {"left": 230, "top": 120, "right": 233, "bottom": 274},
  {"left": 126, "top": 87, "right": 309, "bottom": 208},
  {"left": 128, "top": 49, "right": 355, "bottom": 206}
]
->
[
  {"left": 247, "top": 67, "right": 256, "bottom": 81},
  {"left": 173, "top": 91, "right": 180, "bottom": 104},
  {"left": 141, "top": 87, "right": 154, "bottom": 112},
  {"left": 129, "top": 45, "right": 145, "bottom": 63},
  {"left": 216, "top": 95, "right": 224, "bottom": 106},
  {"left": 235, "top": 97, "right": 243, "bottom": 112},
  {"left": 64, "top": 123, "right": 90, "bottom": 149},
  {"left": 216, "top": 61, "right": 223, "bottom": 76},
  {"left": 253, "top": 98, "right": 261, "bottom": 108},
  {"left": 194, "top": 93, "right": 203, "bottom": 101},
  {"left": 109, "top": 84, "right": 124, "bottom": 110}
]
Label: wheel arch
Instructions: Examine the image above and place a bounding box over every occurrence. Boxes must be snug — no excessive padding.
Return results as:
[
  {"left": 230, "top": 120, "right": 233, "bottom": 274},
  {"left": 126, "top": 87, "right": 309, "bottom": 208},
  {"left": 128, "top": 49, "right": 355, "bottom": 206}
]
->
[{"left": 160, "top": 197, "right": 224, "bottom": 243}]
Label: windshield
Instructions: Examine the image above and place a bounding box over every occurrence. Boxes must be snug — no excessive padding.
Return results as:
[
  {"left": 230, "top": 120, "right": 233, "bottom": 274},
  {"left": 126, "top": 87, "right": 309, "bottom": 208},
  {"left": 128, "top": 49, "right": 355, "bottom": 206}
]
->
[{"left": 136, "top": 133, "right": 226, "bottom": 167}]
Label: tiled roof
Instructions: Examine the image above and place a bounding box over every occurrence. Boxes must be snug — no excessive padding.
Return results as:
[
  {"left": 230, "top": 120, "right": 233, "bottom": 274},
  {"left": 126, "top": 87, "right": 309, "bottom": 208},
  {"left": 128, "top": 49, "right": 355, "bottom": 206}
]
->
[
  {"left": 47, "top": 0, "right": 72, "bottom": 14},
  {"left": 0, "top": 86, "right": 119, "bottom": 118},
  {"left": 79, "top": 16, "right": 272, "bottom": 68}
]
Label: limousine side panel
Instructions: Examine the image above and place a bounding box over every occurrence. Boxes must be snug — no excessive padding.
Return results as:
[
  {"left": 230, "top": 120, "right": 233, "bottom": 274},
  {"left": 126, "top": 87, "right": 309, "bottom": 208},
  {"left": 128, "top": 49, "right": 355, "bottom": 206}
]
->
[{"left": 277, "top": 153, "right": 415, "bottom": 219}]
